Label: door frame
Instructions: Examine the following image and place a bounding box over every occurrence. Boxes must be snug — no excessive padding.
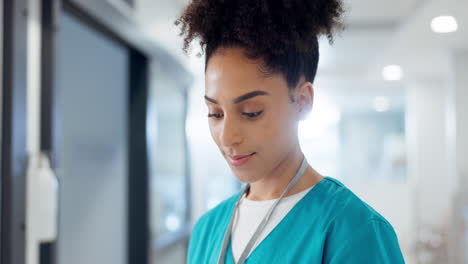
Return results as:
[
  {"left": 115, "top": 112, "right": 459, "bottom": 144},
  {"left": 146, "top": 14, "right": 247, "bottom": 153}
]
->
[{"left": 1, "top": 0, "right": 29, "bottom": 263}]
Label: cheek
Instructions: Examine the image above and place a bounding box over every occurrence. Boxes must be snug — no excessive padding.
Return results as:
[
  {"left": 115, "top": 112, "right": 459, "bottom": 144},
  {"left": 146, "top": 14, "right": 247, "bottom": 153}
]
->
[
  {"left": 255, "top": 112, "right": 290, "bottom": 145},
  {"left": 265, "top": 108, "right": 296, "bottom": 144}
]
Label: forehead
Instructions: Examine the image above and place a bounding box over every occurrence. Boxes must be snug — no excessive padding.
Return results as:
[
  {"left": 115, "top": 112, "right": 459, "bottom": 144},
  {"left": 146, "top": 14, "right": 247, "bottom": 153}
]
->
[{"left": 205, "top": 48, "right": 288, "bottom": 100}]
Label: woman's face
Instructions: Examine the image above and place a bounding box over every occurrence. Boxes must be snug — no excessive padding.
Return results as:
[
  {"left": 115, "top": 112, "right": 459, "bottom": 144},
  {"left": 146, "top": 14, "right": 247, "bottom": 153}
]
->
[{"left": 205, "top": 47, "right": 306, "bottom": 183}]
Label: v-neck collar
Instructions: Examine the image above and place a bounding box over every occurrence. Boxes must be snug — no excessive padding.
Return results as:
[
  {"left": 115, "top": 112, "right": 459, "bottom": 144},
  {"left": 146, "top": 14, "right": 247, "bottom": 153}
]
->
[{"left": 224, "top": 176, "right": 331, "bottom": 263}]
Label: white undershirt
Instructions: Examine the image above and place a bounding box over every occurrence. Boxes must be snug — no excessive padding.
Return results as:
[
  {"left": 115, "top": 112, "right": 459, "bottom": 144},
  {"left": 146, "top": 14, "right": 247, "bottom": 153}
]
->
[{"left": 231, "top": 185, "right": 315, "bottom": 262}]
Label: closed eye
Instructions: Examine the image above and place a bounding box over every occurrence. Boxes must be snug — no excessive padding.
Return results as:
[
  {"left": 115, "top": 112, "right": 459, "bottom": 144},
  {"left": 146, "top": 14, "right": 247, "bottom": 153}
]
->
[
  {"left": 242, "top": 111, "right": 263, "bottom": 118},
  {"left": 207, "top": 113, "right": 223, "bottom": 119},
  {"left": 207, "top": 111, "right": 264, "bottom": 120}
]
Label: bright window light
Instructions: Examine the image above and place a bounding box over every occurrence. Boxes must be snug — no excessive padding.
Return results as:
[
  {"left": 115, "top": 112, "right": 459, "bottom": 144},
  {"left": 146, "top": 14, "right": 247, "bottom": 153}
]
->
[
  {"left": 373, "top": 96, "right": 390, "bottom": 112},
  {"left": 165, "top": 214, "right": 181, "bottom": 232},
  {"left": 431, "top": 16, "right": 458, "bottom": 33},
  {"left": 299, "top": 97, "right": 341, "bottom": 139},
  {"left": 382, "top": 65, "right": 403, "bottom": 81}
]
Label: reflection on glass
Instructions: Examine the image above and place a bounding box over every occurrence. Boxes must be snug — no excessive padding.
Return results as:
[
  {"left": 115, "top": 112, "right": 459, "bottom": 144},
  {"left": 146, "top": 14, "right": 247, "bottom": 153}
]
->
[
  {"left": 56, "top": 12, "right": 129, "bottom": 264},
  {"left": 147, "top": 62, "right": 188, "bottom": 240}
]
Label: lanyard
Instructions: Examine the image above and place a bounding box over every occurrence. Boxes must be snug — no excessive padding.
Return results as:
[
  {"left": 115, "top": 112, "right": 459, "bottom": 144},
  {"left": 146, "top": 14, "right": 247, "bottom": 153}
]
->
[{"left": 217, "top": 156, "right": 309, "bottom": 264}]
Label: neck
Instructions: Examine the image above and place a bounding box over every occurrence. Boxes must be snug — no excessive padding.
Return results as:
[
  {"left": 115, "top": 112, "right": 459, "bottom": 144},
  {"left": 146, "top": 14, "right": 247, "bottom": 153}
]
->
[{"left": 246, "top": 148, "right": 324, "bottom": 201}]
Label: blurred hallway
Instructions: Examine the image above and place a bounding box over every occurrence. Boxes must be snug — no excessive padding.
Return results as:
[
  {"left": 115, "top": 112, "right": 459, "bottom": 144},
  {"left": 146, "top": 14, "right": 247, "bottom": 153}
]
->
[{"left": 1, "top": 0, "right": 467, "bottom": 264}]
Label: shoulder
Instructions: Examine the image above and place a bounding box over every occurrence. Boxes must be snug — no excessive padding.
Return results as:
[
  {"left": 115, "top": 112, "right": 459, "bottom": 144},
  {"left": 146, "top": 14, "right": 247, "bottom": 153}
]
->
[
  {"left": 317, "top": 177, "right": 393, "bottom": 228},
  {"left": 192, "top": 190, "right": 241, "bottom": 235},
  {"left": 187, "top": 191, "right": 241, "bottom": 263},
  {"left": 318, "top": 177, "right": 405, "bottom": 263}
]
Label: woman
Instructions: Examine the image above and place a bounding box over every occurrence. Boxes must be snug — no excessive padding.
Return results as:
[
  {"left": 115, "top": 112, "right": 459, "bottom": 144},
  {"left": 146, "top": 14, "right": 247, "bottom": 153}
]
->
[{"left": 176, "top": 0, "right": 405, "bottom": 263}]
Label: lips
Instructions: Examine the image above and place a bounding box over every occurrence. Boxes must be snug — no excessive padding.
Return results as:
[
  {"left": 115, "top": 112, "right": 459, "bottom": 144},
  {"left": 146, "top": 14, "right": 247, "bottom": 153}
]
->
[
  {"left": 230, "top": 153, "right": 256, "bottom": 160},
  {"left": 228, "top": 152, "right": 256, "bottom": 166}
]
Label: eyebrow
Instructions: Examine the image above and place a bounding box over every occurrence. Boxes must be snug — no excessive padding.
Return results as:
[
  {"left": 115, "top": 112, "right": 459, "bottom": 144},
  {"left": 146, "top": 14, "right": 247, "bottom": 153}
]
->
[{"left": 204, "top": 90, "right": 270, "bottom": 105}]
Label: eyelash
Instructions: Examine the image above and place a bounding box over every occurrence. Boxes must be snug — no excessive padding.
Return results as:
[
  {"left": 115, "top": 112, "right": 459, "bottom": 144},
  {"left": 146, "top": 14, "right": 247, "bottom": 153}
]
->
[{"left": 207, "top": 111, "right": 264, "bottom": 120}]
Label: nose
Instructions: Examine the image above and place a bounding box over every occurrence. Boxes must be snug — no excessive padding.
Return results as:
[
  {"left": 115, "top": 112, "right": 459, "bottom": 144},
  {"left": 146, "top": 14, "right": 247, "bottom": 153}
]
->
[{"left": 219, "top": 115, "right": 243, "bottom": 148}]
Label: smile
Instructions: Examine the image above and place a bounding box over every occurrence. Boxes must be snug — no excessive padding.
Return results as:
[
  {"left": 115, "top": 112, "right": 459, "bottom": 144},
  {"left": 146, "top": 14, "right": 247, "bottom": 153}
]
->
[{"left": 228, "top": 152, "right": 256, "bottom": 166}]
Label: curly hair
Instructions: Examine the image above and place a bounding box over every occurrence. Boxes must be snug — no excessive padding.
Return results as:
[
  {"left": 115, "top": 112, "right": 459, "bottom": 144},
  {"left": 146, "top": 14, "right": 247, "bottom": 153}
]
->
[{"left": 175, "top": 0, "right": 345, "bottom": 89}]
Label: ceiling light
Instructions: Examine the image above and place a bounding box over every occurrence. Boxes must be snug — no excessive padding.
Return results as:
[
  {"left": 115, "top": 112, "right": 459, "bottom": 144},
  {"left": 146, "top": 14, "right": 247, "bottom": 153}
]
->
[
  {"left": 431, "top": 16, "right": 458, "bottom": 33},
  {"left": 373, "top": 96, "right": 390, "bottom": 112},
  {"left": 382, "top": 65, "right": 403, "bottom": 81}
]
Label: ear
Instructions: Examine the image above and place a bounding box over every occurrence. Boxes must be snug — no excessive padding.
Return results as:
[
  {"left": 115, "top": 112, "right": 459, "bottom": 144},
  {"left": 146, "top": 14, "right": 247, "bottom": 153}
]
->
[{"left": 295, "top": 81, "right": 314, "bottom": 120}]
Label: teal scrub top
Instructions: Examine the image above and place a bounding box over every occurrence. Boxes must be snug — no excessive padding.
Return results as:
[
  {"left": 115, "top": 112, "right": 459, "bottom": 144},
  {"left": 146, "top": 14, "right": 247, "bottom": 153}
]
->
[{"left": 188, "top": 177, "right": 406, "bottom": 263}]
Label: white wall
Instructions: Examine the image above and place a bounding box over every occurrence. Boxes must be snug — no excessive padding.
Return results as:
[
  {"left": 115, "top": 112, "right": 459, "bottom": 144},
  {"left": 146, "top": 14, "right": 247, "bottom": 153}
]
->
[
  {"left": 406, "top": 79, "right": 453, "bottom": 263},
  {"left": 447, "top": 50, "right": 468, "bottom": 264}
]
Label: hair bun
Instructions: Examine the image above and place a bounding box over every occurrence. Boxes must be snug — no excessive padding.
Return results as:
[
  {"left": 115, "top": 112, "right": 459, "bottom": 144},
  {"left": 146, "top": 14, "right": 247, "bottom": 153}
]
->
[{"left": 176, "top": 0, "right": 345, "bottom": 56}]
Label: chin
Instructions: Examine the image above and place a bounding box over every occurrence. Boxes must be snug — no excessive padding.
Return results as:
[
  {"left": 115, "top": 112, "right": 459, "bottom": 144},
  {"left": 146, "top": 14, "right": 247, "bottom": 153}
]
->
[{"left": 232, "top": 170, "right": 260, "bottom": 184}]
